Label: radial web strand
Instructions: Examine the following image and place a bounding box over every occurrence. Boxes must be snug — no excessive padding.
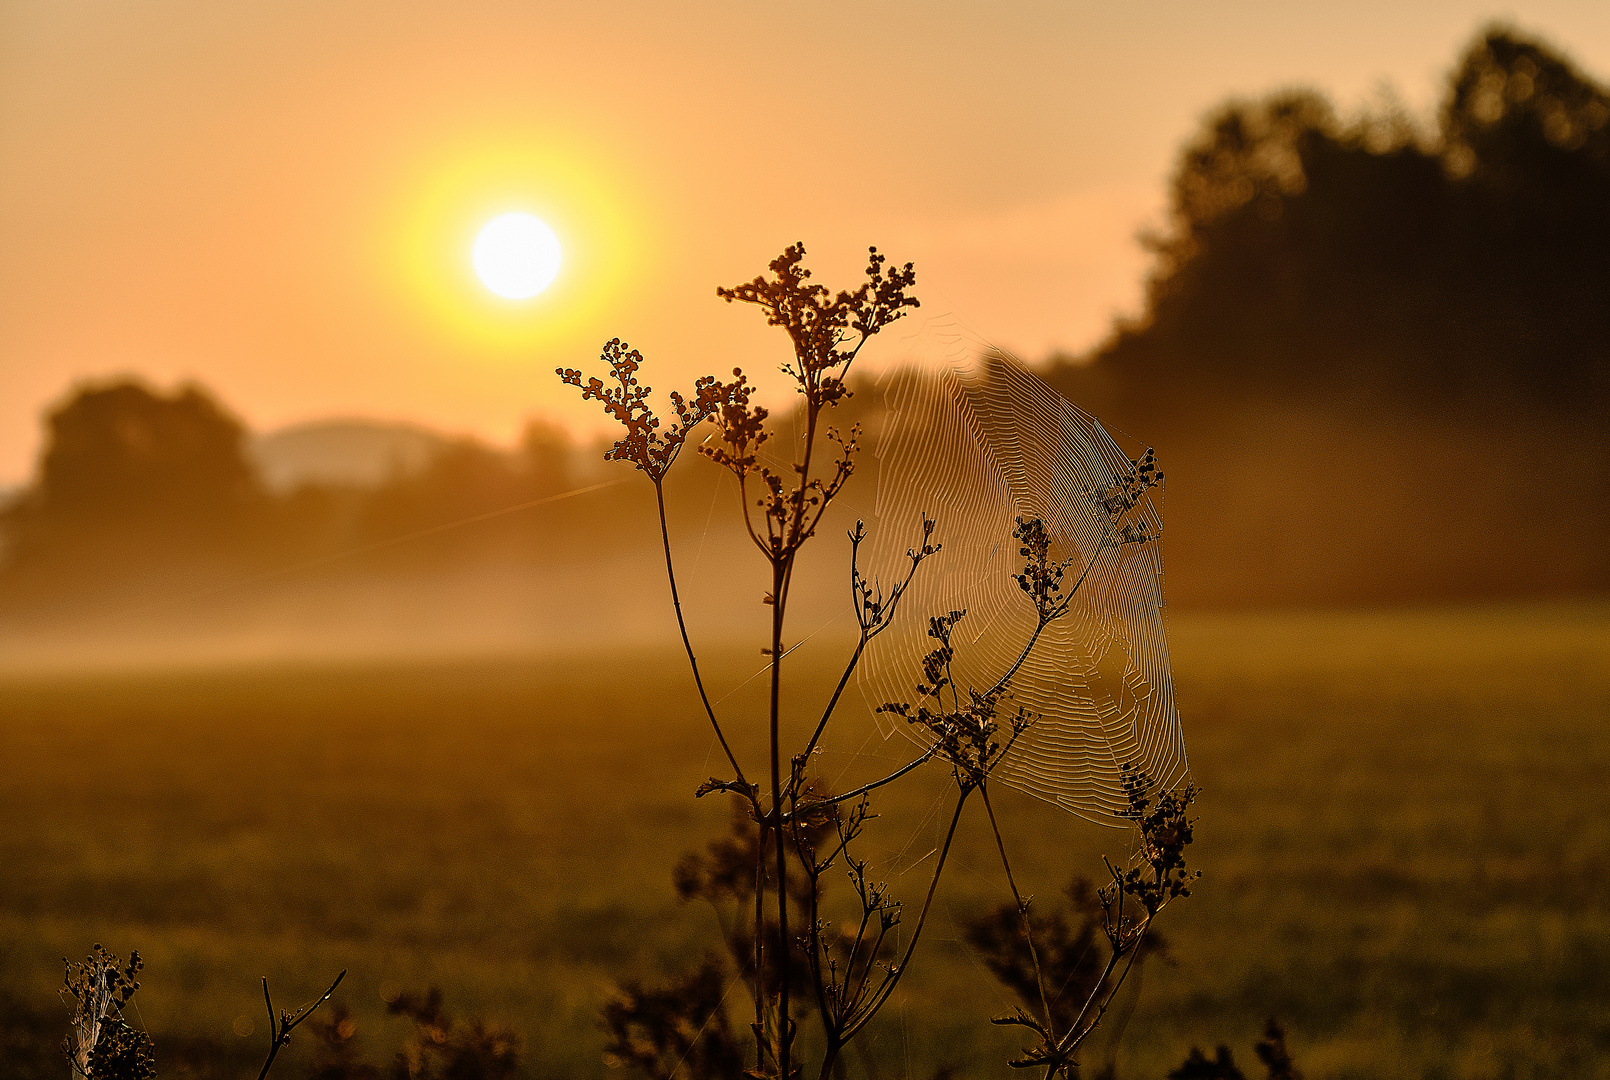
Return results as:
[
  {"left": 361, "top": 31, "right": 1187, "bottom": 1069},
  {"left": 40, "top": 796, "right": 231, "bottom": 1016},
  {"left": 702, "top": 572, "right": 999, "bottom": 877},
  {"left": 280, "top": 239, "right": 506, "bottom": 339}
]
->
[{"left": 858, "top": 352, "right": 1188, "bottom": 823}]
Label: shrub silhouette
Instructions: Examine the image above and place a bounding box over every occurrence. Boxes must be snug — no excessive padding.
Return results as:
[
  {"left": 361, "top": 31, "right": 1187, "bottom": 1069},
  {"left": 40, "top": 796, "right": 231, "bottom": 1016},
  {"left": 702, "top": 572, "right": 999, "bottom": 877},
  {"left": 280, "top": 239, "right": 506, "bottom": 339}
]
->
[{"left": 1167, "top": 1019, "right": 1303, "bottom": 1080}]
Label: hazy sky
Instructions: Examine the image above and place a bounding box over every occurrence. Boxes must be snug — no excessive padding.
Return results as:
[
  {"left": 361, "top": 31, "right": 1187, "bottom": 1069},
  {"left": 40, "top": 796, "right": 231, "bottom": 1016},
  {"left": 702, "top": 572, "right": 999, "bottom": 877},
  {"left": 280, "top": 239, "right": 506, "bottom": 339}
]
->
[{"left": 3, "top": 0, "right": 1608, "bottom": 484}]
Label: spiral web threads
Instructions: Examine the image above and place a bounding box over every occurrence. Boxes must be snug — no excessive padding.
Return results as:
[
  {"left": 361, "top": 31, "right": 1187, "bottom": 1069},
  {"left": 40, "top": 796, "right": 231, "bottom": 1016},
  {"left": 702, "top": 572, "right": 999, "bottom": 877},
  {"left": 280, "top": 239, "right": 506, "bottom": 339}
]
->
[{"left": 858, "top": 352, "right": 1188, "bottom": 823}]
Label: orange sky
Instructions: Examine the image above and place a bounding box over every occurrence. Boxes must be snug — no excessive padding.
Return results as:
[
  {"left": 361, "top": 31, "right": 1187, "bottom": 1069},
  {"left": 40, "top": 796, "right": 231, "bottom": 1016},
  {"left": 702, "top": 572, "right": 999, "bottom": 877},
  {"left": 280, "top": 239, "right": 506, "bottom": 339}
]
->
[{"left": 2, "top": 1, "right": 1608, "bottom": 484}]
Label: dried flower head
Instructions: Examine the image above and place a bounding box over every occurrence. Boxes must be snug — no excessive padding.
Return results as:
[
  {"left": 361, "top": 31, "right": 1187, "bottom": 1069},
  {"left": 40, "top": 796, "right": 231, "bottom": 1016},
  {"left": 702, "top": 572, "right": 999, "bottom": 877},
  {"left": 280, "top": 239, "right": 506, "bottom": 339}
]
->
[{"left": 558, "top": 339, "right": 750, "bottom": 484}]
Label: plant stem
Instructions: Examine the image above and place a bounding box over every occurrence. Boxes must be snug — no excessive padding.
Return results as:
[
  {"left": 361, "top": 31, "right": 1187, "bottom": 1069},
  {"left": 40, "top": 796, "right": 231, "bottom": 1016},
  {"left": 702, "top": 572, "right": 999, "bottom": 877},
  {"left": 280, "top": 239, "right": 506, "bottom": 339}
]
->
[
  {"left": 841, "top": 786, "right": 972, "bottom": 1044},
  {"left": 754, "top": 833, "right": 766, "bottom": 1074},
  {"left": 982, "top": 783, "right": 1054, "bottom": 1036},
  {"left": 802, "top": 746, "right": 938, "bottom": 814},
  {"left": 770, "top": 554, "right": 790, "bottom": 1080},
  {"left": 256, "top": 971, "right": 344, "bottom": 1080},
  {"left": 768, "top": 393, "right": 826, "bottom": 1080},
  {"left": 798, "top": 635, "right": 867, "bottom": 772},
  {"left": 1047, "top": 930, "right": 1148, "bottom": 1080},
  {"left": 982, "top": 539, "right": 1115, "bottom": 701},
  {"left": 655, "top": 481, "right": 748, "bottom": 793}
]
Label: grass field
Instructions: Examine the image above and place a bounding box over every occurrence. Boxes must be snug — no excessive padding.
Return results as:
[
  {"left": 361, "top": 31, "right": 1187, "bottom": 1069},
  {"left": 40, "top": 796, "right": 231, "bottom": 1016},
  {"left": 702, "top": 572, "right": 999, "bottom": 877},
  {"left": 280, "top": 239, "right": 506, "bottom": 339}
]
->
[{"left": 3, "top": 602, "right": 1608, "bottom": 1079}]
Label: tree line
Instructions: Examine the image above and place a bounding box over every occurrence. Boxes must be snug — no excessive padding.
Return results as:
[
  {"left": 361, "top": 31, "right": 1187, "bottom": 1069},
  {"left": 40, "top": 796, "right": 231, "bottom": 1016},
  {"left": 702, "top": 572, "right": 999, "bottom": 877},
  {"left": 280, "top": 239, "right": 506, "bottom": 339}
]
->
[
  {"left": 0, "top": 379, "right": 645, "bottom": 616},
  {"left": 1048, "top": 25, "right": 1609, "bottom": 604}
]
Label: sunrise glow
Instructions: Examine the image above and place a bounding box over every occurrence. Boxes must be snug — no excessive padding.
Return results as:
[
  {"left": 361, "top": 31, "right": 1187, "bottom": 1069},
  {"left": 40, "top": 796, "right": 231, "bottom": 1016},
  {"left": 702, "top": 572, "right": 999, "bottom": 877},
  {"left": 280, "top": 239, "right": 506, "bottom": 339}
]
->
[{"left": 380, "top": 130, "right": 642, "bottom": 357}]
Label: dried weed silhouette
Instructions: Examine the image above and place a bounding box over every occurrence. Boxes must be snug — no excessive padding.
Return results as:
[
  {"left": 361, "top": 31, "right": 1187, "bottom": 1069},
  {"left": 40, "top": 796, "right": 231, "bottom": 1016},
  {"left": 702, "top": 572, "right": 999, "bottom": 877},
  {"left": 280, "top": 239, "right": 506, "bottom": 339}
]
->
[
  {"left": 565, "top": 243, "right": 1199, "bottom": 1080},
  {"left": 59, "top": 943, "right": 344, "bottom": 1080}
]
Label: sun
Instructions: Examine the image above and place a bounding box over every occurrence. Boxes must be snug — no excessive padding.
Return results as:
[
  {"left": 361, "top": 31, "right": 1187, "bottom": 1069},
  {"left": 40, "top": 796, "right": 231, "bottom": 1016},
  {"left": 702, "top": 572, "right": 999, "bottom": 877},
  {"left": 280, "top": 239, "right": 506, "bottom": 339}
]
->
[
  {"left": 383, "top": 128, "right": 648, "bottom": 353},
  {"left": 472, "top": 212, "right": 562, "bottom": 299}
]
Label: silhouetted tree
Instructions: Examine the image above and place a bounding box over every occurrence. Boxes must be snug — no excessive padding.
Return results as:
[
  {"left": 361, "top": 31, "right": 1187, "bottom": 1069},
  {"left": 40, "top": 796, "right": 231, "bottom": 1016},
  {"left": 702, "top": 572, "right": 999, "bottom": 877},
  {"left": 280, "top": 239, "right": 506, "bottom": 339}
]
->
[
  {"left": 0, "top": 379, "right": 267, "bottom": 593},
  {"left": 1441, "top": 29, "right": 1610, "bottom": 409},
  {"left": 0, "top": 373, "right": 654, "bottom": 618},
  {"left": 1069, "top": 26, "right": 1608, "bottom": 419},
  {"left": 1047, "top": 24, "right": 1610, "bottom": 604}
]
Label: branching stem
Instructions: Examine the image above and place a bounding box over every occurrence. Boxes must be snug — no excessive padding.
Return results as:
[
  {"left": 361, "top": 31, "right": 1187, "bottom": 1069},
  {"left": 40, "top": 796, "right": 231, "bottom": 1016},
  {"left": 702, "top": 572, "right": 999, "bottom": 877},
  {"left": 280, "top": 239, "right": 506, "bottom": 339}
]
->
[
  {"left": 1044, "top": 928, "right": 1148, "bottom": 1080},
  {"left": 840, "top": 786, "right": 972, "bottom": 1043},
  {"left": 984, "top": 539, "right": 1114, "bottom": 701},
  {"left": 797, "top": 636, "right": 866, "bottom": 776},
  {"left": 791, "top": 747, "right": 939, "bottom": 819},
  {"left": 255, "top": 970, "right": 345, "bottom": 1080}
]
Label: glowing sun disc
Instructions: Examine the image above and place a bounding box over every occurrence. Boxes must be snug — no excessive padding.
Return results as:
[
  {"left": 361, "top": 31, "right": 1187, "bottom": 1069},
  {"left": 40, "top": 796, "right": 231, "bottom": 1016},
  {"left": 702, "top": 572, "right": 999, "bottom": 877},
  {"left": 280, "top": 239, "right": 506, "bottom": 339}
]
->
[{"left": 473, "top": 213, "right": 561, "bottom": 299}]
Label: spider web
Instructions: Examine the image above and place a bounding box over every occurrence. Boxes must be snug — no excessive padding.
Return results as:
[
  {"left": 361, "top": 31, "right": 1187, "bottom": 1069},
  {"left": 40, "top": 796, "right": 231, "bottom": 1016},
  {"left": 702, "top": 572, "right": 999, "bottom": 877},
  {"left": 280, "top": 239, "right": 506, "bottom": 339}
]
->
[{"left": 857, "top": 349, "right": 1188, "bottom": 824}]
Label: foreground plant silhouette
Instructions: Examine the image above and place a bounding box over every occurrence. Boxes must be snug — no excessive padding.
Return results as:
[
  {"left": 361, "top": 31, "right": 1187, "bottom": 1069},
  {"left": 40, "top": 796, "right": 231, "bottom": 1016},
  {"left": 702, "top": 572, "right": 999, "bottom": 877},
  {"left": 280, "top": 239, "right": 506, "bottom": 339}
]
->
[
  {"left": 59, "top": 943, "right": 343, "bottom": 1080},
  {"left": 562, "top": 244, "right": 1198, "bottom": 1080},
  {"left": 61, "top": 945, "right": 154, "bottom": 1080}
]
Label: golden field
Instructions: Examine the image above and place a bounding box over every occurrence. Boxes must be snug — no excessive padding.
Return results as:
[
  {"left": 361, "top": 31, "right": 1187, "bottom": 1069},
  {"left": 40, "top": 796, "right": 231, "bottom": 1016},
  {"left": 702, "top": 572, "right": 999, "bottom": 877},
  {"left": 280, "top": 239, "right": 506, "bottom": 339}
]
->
[{"left": 2, "top": 603, "right": 1608, "bottom": 1079}]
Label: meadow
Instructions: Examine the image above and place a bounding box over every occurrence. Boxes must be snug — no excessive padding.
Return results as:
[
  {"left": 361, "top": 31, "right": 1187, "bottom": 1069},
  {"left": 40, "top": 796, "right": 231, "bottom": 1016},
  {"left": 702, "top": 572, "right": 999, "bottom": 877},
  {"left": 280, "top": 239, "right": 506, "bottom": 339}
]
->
[{"left": 2, "top": 602, "right": 1608, "bottom": 1080}]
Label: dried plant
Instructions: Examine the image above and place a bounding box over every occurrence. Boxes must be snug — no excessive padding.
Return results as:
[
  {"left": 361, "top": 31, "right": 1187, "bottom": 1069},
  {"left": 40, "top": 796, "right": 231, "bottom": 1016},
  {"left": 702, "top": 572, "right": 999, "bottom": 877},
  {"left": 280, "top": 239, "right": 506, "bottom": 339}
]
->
[
  {"left": 304, "top": 1003, "right": 380, "bottom": 1080},
  {"left": 988, "top": 774, "right": 1197, "bottom": 1076},
  {"left": 601, "top": 957, "right": 745, "bottom": 1080},
  {"left": 563, "top": 242, "right": 1199, "bottom": 1080},
  {"left": 61, "top": 945, "right": 155, "bottom": 1080},
  {"left": 60, "top": 945, "right": 345, "bottom": 1080},
  {"left": 53, "top": 951, "right": 538, "bottom": 1080},
  {"left": 566, "top": 243, "right": 1197, "bottom": 1080},
  {"left": 299, "top": 985, "right": 522, "bottom": 1080}
]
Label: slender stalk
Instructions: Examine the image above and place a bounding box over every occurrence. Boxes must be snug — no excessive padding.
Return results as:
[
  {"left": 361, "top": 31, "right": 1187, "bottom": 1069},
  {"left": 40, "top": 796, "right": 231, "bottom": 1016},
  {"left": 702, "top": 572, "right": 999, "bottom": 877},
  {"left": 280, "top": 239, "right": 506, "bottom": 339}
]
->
[
  {"left": 798, "top": 746, "right": 939, "bottom": 816},
  {"left": 656, "top": 482, "right": 748, "bottom": 792},
  {"left": 842, "top": 873, "right": 881, "bottom": 1011},
  {"left": 803, "top": 862, "right": 834, "bottom": 1040},
  {"left": 793, "top": 402, "right": 820, "bottom": 541},
  {"left": 1045, "top": 929, "right": 1148, "bottom": 1080},
  {"left": 769, "top": 554, "right": 791, "bottom": 1080},
  {"left": 840, "top": 786, "right": 972, "bottom": 1044},
  {"left": 983, "top": 616, "right": 1051, "bottom": 701},
  {"left": 817, "top": 1038, "right": 842, "bottom": 1080},
  {"left": 982, "top": 539, "right": 1115, "bottom": 702},
  {"left": 1047, "top": 861, "right": 1155, "bottom": 1072},
  {"left": 735, "top": 473, "right": 770, "bottom": 556},
  {"left": 767, "top": 392, "right": 826, "bottom": 1080},
  {"left": 754, "top": 831, "right": 766, "bottom": 1074},
  {"left": 795, "top": 520, "right": 936, "bottom": 799},
  {"left": 982, "top": 784, "right": 1054, "bottom": 1035},
  {"left": 798, "top": 635, "right": 867, "bottom": 770},
  {"left": 1060, "top": 537, "right": 1115, "bottom": 608}
]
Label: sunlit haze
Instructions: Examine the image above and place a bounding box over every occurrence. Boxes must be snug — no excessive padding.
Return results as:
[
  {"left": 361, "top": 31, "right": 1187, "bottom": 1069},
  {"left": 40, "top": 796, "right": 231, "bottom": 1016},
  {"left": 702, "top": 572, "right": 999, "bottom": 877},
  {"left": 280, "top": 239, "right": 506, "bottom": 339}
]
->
[{"left": 2, "top": 0, "right": 1608, "bottom": 483}]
